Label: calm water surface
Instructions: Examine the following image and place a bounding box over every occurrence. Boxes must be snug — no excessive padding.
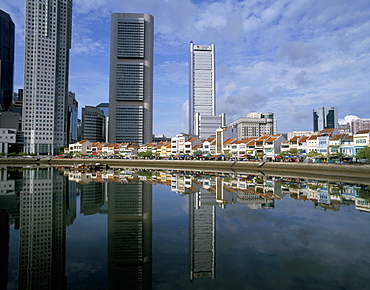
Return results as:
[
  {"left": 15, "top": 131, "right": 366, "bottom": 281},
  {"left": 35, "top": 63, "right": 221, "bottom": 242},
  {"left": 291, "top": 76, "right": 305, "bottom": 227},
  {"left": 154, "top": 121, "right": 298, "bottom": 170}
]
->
[{"left": 1, "top": 166, "right": 370, "bottom": 289}]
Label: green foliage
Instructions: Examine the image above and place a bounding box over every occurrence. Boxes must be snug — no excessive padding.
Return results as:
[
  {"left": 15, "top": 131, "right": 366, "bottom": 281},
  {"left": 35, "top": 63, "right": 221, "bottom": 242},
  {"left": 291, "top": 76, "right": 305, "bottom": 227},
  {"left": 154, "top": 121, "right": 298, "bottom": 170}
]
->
[
  {"left": 308, "top": 184, "right": 322, "bottom": 190},
  {"left": 192, "top": 150, "right": 202, "bottom": 156},
  {"left": 279, "top": 148, "right": 301, "bottom": 156},
  {"left": 357, "top": 185, "right": 370, "bottom": 202},
  {"left": 306, "top": 150, "right": 324, "bottom": 158},
  {"left": 355, "top": 146, "right": 370, "bottom": 159},
  {"left": 137, "top": 150, "right": 153, "bottom": 158},
  {"left": 136, "top": 170, "right": 154, "bottom": 179}
]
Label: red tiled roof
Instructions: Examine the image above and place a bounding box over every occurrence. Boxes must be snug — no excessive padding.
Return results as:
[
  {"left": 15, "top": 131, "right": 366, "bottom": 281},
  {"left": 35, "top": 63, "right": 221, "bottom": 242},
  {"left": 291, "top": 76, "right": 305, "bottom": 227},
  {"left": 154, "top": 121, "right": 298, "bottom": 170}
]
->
[{"left": 356, "top": 129, "right": 370, "bottom": 134}]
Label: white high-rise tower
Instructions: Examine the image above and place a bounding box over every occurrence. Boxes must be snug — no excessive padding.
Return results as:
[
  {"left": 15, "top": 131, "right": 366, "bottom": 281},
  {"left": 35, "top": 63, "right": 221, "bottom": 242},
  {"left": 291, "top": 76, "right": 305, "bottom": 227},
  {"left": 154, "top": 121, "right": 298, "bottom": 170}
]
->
[
  {"left": 22, "top": 0, "right": 72, "bottom": 155},
  {"left": 189, "top": 42, "right": 215, "bottom": 135}
]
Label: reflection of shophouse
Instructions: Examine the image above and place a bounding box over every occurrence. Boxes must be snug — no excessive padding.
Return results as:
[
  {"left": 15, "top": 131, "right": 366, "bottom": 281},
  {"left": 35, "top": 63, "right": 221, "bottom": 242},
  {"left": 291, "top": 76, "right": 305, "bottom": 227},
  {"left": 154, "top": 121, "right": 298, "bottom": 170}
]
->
[{"left": 355, "top": 198, "right": 370, "bottom": 213}]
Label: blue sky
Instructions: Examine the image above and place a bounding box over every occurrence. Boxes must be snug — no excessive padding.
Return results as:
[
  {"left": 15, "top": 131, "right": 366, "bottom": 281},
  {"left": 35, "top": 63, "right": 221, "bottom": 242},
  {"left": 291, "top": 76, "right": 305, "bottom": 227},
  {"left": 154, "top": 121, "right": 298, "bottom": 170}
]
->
[{"left": 3, "top": 0, "right": 370, "bottom": 137}]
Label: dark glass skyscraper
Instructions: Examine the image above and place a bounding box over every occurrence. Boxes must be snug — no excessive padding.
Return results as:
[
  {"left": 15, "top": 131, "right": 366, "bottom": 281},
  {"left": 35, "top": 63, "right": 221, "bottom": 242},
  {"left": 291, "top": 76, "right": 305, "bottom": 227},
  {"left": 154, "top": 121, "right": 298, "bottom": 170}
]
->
[
  {"left": 0, "top": 10, "right": 15, "bottom": 112},
  {"left": 109, "top": 13, "right": 154, "bottom": 144},
  {"left": 312, "top": 107, "right": 338, "bottom": 132}
]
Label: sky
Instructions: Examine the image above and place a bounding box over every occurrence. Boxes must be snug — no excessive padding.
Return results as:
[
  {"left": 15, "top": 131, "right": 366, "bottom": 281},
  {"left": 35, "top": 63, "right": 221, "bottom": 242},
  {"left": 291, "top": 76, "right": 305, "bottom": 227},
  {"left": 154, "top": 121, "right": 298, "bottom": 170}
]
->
[{"left": 2, "top": 0, "right": 370, "bottom": 137}]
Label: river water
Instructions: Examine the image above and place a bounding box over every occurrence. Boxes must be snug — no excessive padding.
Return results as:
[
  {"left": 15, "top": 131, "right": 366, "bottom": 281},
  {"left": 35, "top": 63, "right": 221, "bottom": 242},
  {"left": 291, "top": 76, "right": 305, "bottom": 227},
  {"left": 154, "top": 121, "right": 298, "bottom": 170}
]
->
[{"left": 1, "top": 166, "right": 370, "bottom": 289}]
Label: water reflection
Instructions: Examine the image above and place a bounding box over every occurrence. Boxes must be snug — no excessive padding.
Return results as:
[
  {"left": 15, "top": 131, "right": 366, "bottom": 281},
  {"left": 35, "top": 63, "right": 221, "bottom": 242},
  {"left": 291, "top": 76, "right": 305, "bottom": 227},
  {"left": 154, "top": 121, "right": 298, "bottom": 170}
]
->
[
  {"left": 2, "top": 166, "right": 370, "bottom": 289},
  {"left": 107, "top": 181, "right": 152, "bottom": 289}
]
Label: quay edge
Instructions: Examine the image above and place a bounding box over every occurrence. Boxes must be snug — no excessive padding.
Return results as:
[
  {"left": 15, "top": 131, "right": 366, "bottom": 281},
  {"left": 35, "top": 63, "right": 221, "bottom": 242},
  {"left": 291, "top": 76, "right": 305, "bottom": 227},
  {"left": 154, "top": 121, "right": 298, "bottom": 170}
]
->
[{"left": 0, "top": 157, "right": 369, "bottom": 178}]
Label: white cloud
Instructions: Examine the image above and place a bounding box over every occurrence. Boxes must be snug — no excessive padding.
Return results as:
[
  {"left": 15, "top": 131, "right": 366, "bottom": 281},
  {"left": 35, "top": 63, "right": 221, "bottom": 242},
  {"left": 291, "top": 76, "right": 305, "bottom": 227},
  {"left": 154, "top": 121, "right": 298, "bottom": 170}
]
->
[{"left": 338, "top": 115, "right": 360, "bottom": 125}]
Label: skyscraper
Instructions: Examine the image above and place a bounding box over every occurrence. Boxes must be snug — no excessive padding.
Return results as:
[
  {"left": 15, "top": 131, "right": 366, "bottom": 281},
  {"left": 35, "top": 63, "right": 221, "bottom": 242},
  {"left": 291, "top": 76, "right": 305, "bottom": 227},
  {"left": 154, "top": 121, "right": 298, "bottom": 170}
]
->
[
  {"left": 82, "top": 105, "right": 105, "bottom": 142},
  {"left": 313, "top": 107, "right": 338, "bottom": 132},
  {"left": 0, "top": 10, "right": 15, "bottom": 112},
  {"left": 67, "top": 91, "right": 78, "bottom": 145},
  {"left": 189, "top": 42, "right": 215, "bottom": 135},
  {"left": 22, "top": 0, "right": 72, "bottom": 155},
  {"left": 109, "top": 13, "right": 154, "bottom": 144}
]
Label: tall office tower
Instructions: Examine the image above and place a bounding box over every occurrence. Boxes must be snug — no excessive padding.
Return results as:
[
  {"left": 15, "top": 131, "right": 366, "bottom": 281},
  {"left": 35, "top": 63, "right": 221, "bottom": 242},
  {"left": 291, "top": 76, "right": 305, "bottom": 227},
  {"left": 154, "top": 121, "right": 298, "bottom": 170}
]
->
[
  {"left": 82, "top": 106, "right": 106, "bottom": 142},
  {"left": 18, "top": 168, "right": 66, "bottom": 289},
  {"left": 22, "top": 0, "right": 72, "bottom": 155},
  {"left": 109, "top": 13, "right": 154, "bottom": 144},
  {"left": 313, "top": 107, "right": 338, "bottom": 132},
  {"left": 0, "top": 10, "right": 15, "bottom": 112},
  {"left": 228, "top": 112, "right": 276, "bottom": 139},
  {"left": 189, "top": 42, "right": 215, "bottom": 135},
  {"left": 67, "top": 91, "right": 78, "bottom": 145}
]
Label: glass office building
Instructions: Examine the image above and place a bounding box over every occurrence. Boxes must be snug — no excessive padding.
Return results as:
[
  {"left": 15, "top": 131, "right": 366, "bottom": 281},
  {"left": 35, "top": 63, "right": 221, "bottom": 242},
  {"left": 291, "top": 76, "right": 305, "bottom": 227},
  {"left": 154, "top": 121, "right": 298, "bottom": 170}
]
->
[{"left": 109, "top": 13, "right": 154, "bottom": 144}]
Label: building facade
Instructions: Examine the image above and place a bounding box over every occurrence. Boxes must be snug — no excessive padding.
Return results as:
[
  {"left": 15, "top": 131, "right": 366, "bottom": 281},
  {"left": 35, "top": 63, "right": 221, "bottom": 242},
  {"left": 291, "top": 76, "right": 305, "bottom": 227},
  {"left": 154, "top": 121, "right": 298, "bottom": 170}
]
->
[
  {"left": 82, "top": 106, "right": 105, "bottom": 142},
  {"left": 67, "top": 92, "right": 78, "bottom": 145},
  {"left": 0, "top": 10, "right": 15, "bottom": 112},
  {"left": 97, "top": 102, "right": 109, "bottom": 142},
  {"left": 351, "top": 118, "right": 370, "bottom": 134},
  {"left": 228, "top": 112, "right": 276, "bottom": 139},
  {"left": 189, "top": 42, "right": 215, "bottom": 135},
  {"left": 22, "top": 0, "right": 72, "bottom": 155},
  {"left": 109, "top": 13, "right": 154, "bottom": 144},
  {"left": 313, "top": 107, "right": 338, "bottom": 132},
  {"left": 194, "top": 113, "right": 225, "bottom": 139}
]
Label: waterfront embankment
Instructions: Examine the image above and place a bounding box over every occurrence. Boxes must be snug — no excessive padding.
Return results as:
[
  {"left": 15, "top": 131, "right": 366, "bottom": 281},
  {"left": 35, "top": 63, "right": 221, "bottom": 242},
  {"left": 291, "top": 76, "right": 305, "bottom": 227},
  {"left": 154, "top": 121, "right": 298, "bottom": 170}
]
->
[{"left": 1, "top": 157, "right": 369, "bottom": 184}]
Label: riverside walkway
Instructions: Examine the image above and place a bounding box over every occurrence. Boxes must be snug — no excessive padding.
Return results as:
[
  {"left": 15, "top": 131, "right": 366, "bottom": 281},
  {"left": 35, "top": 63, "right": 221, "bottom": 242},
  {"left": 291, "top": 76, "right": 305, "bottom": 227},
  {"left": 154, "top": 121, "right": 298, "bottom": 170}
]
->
[{"left": 1, "top": 157, "right": 369, "bottom": 184}]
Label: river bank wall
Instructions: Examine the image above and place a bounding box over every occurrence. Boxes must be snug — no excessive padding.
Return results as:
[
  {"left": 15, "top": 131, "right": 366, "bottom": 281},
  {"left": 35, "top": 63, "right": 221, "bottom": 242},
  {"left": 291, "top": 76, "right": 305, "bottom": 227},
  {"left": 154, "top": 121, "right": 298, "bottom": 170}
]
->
[{"left": 1, "top": 157, "right": 369, "bottom": 182}]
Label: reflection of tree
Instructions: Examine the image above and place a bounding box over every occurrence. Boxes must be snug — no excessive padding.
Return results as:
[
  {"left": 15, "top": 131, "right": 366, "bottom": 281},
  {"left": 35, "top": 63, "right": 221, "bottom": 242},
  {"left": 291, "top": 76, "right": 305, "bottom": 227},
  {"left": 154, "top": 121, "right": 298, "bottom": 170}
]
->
[
  {"left": 288, "top": 183, "right": 300, "bottom": 189},
  {"left": 136, "top": 170, "right": 153, "bottom": 179},
  {"left": 331, "top": 183, "right": 344, "bottom": 196},
  {"left": 357, "top": 185, "right": 370, "bottom": 202},
  {"left": 308, "top": 184, "right": 321, "bottom": 190}
]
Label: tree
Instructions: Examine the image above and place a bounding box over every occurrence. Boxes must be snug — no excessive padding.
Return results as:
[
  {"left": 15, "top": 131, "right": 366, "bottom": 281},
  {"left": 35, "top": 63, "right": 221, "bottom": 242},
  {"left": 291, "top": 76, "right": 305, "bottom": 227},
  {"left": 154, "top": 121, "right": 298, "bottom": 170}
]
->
[
  {"left": 137, "top": 150, "right": 153, "bottom": 158},
  {"left": 356, "top": 146, "right": 370, "bottom": 160},
  {"left": 278, "top": 149, "right": 301, "bottom": 156},
  {"left": 357, "top": 185, "right": 370, "bottom": 202},
  {"left": 306, "top": 150, "right": 324, "bottom": 158},
  {"left": 193, "top": 150, "right": 202, "bottom": 156}
]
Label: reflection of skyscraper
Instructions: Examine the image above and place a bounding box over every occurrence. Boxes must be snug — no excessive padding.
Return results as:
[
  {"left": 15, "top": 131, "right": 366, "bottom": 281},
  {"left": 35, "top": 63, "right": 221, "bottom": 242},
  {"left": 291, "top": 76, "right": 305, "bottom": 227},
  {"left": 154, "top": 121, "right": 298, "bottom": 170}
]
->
[
  {"left": 189, "top": 187, "right": 216, "bottom": 280},
  {"left": 108, "top": 181, "right": 152, "bottom": 289},
  {"left": 18, "top": 168, "right": 66, "bottom": 289},
  {"left": 80, "top": 182, "right": 105, "bottom": 215},
  {"left": 0, "top": 167, "right": 17, "bottom": 289},
  {"left": 0, "top": 210, "right": 9, "bottom": 289}
]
